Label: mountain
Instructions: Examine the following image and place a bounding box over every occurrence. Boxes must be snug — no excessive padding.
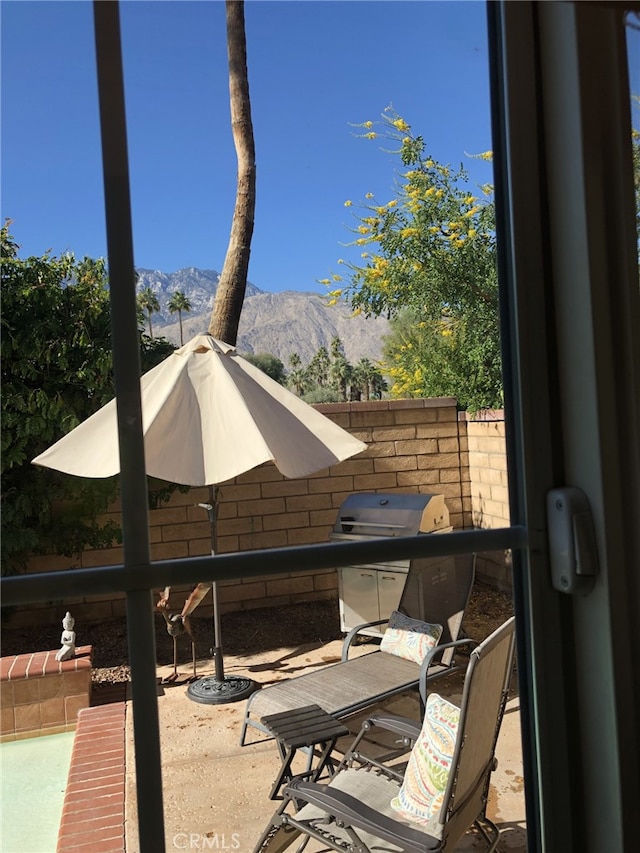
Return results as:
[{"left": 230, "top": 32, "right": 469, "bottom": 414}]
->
[
  {"left": 136, "top": 268, "right": 390, "bottom": 366},
  {"left": 136, "top": 268, "right": 261, "bottom": 324}
]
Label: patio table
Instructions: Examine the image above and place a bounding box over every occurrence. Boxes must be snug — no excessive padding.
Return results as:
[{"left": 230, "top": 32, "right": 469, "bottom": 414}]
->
[{"left": 260, "top": 703, "right": 350, "bottom": 800}]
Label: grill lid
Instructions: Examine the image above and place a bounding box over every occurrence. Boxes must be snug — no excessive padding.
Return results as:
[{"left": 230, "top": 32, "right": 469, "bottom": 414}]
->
[{"left": 330, "top": 492, "right": 450, "bottom": 539}]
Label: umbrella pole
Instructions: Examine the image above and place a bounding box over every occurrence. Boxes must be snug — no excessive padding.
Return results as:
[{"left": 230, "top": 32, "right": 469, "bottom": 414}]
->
[
  {"left": 186, "top": 486, "right": 259, "bottom": 705},
  {"left": 212, "top": 578, "right": 224, "bottom": 681},
  {"left": 208, "top": 487, "right": 225, "bottom": 682}
]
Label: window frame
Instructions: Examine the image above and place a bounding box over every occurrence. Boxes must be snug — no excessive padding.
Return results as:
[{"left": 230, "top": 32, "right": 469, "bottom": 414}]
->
[{"left": 3, "top": 2, "right": 639, "bottom": 851}]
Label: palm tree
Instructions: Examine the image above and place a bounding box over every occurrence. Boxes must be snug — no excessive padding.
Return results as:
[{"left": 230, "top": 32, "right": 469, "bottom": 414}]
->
[
  {"left": 308, "top": 346, "right": 330, "bottom": 388},
  {"left": 287, "top": 367, "right": 309, "bottom": 397},
  {"left": 208, "top": 0, "right": 256, "bottom": 345},
  {"left": 330, "top": 354, "right": 352, "bottom": 402},
  {"left": 353, "top": 357, "right": 377, "bottom": 401},
  {"left": 371, "top": 371, "right": 388, "bottom": 400},
  {"left": 330, "top": 336, "right": 344, "bottom": 361},
  {"left": 137, "top": 287, "right": 160, "bottom": 338},
  {"left": 167, "top": 291, "right": 192, "bottom": 346}
]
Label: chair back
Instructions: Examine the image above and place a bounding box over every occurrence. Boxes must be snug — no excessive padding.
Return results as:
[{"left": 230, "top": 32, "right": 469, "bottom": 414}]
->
[
  {"left": 398, "top": 553, "right": 476, "bottom": 666},
  {"left": 439, "top": 616, "right": 517, "bottom": 847}
]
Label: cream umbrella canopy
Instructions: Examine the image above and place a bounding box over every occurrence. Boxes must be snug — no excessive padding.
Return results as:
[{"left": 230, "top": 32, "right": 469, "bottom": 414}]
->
[
  {"left": 33, "top": 334, "right": 367, "bottom": 703},
  {"left": 33, "top": 334, "right": 366, "bottom": 484}
]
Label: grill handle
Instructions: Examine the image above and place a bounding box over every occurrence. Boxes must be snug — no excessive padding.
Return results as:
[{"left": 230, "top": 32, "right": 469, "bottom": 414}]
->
[{"left": 339, "top": 520, "right": 409, "bottom": 532}]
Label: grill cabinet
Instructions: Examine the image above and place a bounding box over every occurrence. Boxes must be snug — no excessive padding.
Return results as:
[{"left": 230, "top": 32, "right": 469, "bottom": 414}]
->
[{"left": 330, "top": 492, "right": 451, "bottom": 636}]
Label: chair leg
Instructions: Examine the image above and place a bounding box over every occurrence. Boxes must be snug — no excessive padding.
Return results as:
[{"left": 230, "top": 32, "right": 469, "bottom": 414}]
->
[
  {"left": 252, "top": 817, "right": 302, "bottom": 853},
  {"left": 473, "top": 816, "right": 501, "bottom": 852},
  {"left": 239, "top": 717, "right": 249, "bottom": 746}
]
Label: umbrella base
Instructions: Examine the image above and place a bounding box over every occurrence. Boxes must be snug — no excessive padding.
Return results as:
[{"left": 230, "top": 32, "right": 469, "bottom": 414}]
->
[{"left": 186, "top": 675, "right": 259, "bottom": 705}]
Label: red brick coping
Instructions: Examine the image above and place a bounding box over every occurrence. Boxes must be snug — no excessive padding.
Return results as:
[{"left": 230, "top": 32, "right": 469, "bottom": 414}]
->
[
  {"left": 0, "top": 645, "right": 92, "bottom": 681},
  {"left": 1, "top": 646, "right": 93, "bottom": 737},
  {"left": 56, "top": 701, "right": 127, "bottom": 853}
]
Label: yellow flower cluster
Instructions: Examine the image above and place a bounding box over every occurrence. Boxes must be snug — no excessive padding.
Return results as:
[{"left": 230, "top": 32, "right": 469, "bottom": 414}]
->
[
  {"left": 400, "top": 227, "right": 419, "bottom": 238},
  {"left": 344, "top": 200, "right": 352, "bottom": 207},
  {"left": 364, "top": 121, "right": 373, "bottom": 128},
  {"left": 387, "top": 200, "right": 398, "bottom": 208},
  {"left": 392, "top": 117, "right": 409, "bottom": 131},
  {"left": 357, "top": 225, "right": 370, "bottom": 234},
  {"left": 365, "top": 192, "right": 374, "bottom": 199},
  {"left": 366, "top": 132, "right": 377, "bottom": 140}
]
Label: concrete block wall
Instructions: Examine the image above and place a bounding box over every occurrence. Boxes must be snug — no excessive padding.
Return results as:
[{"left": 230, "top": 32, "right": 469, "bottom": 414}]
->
[
  {"left": 465, "top": 410, "right": 512, "bottom": 591},
  {"left": 15, "top": 398, "right": 502, "bottom": 627}
]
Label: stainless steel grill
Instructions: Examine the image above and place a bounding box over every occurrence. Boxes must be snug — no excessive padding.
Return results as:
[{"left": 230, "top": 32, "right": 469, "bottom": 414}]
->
[{"left": 329, "top": 492, "right": 452, "bottom": 636}]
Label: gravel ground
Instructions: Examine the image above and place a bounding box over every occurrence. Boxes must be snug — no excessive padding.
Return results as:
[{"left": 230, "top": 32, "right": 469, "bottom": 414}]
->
[{"left": 0, "top": 581, "right": 513, "bottom": 686}]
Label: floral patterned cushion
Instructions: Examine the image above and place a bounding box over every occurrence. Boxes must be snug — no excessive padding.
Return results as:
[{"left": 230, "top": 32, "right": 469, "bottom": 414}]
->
[
  {"left": 391, "top": 692, "right": 460, "bottom": 828},
  {"left": 379, "top": 611, "right": 442, "bottom": 665}
]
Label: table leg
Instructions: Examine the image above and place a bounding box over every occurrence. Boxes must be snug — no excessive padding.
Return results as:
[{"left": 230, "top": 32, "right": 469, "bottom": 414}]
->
[
  {"left": 269, "top": 745, "right": 296, "bottom": 800},
  {"left": 311, "top": 737, "right": 339, "bottom": 782}
]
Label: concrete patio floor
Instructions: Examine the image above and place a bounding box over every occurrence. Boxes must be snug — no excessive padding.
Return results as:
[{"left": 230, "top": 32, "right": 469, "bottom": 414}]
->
[{"left": 124, "top": 638, "right": 527, "bottom": 853}]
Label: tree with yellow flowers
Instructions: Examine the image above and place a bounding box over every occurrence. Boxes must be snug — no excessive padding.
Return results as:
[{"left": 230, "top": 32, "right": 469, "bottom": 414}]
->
[{"left": 330, "top": 107, "right": 502, "bottom": 412}]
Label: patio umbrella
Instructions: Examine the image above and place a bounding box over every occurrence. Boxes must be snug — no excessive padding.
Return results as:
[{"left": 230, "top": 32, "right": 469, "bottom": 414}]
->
[{"left": 33, "top": 334, "right": 367, "bottom": 703}]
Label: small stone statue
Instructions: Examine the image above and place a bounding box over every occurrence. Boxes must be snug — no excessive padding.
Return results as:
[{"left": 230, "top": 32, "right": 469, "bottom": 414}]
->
[{"left": 55, "top": 611, "right": 76, "bottom": 661}]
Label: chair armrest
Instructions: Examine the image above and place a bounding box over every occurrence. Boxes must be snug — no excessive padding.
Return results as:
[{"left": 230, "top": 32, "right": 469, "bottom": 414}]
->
[
  {"left": 342, "top": 619, "right": 387, "bottom": 660},
  {"left": 419, "top": 637, "right": 478, "bottom": 704},
  {"left": 362, "top": 713, "right": 422, "bottom": 741},
  {"left": 342, "top": 713, "right": 421, "bottom": 764},
  {"left": 285, "top": 779, "right": 441, "bottom": 852}
]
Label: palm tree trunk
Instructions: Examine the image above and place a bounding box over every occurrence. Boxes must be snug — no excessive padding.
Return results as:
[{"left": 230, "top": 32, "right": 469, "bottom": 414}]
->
[
  {"left": 208, "top": 0, "right": 256, "bottom": 346},
  {"left": 178, "top": 311, "right": 184, "bottom": 346}
]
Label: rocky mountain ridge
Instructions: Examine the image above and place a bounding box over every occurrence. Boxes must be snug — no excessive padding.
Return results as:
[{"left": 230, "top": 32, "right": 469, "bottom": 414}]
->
[{"left": 136, "top": 267, "right": 389, "bottom": 366}]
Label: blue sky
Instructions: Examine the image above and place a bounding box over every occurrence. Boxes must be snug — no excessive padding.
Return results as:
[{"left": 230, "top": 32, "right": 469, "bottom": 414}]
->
[{"left": 3, "top": 1, "right": 496, "bottom": 292}]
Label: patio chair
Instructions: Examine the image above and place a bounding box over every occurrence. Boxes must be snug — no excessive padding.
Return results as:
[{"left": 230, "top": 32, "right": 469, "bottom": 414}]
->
[
  {"left": 240, "top": 553, "right": 476, "bottom": 748},
  {"left": 253, "top": 615, "right": 517, "bottom": 853}
]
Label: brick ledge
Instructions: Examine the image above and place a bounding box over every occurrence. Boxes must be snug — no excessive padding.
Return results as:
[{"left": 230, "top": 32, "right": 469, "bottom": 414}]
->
[
  {"left": 1, "top": 646, "right": 92, "bottom": 681},
  {"left": 56, "top": 701, "right": 127, "bottom": 853}
]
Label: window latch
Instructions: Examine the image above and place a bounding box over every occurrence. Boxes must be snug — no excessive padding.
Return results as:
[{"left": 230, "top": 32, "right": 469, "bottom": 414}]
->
[{"left": 547, "top": 487, "right": 599, "bottom": 595}]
